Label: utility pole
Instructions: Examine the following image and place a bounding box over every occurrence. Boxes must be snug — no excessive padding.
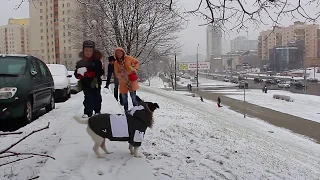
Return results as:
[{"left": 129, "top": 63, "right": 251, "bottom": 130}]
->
[
  {"left": 174, "top": 53, "right": 177, "bottom": 91},
  {"left": 303, "top": 49, "right": 307, "bottom": 95},
  {"left": 196, "top": 44, "right": 199, "bottom": 89}
]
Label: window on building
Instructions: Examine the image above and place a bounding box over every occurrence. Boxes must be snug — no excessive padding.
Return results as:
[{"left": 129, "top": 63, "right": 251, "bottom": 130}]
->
[
  {"left": 64, "top": 54, "right": 67, "bottom": 58},
  {"left": 52, "top": 48, "right": 54, "bottom": 52},
  {"left": 50, "top": 6, "right": 52, "bottom": 10},
  {"left": 40, "top": 29, "right": 43, "bottom": 33},
  {"left": 40, "top": 22, "right": 43, "bottom": 26},
  {"left": 67, "top": 3, "right": 70, "bottom": 7},
  {"left": 63, "top": 4, "right": 65, "bottom": 7},
  {"left": 68, "top": 32, "right": 71, "bottom": 36},
  {"left": 41, "top": 36, "right": 43, "bottom": 40},
  {"left": 52, "top": 41, "right": 54, "bottom": 45},
  {"left": 40, "top": 16, "right": 43, "bottom": 20},
  {"left": 51, "top": 14, "right": 53, "bottom": 17},
  {"left": 68, "top": 47, "right": 71, "bottom": 50},
  {"left": 41, "top": 43, "right": 44, "bottom": 47},
  {"left": 68, "top": 39, "right": 71, "bottom": 42},
  {"left": 40, "top": 2, "right": 42, "bottom": 6},
  {"left": 63, "top": 25, "right": 66, "bottom": 29},
  {"left": 52, "top": 55, "right": 54, "bottom": 59},
  {"left": 41, "top": 49, "right": 44, "bottom": 53},
  {"left": 67, "top": 10, "right": 71, "bottom": 14},
  {"left": 63, "top": 18, "right": 65, "bottom": 22},
  {"left": 63, "top": 32, "right": 65, "bottom": 36},
  {"left": 69, "top": 54, "right": 72, "bottom": 58},
  {"left": 51, "top": 34, "right": 53, "bottom": 38},
  {"left": 40, "top": 9, "right": 43, "bottom": 13},
  {"left": 63, "top": 11, "right": 65, "bottom": 15},
  {"left": 64, "top": 40, "right": 66, "bottom": 43}
]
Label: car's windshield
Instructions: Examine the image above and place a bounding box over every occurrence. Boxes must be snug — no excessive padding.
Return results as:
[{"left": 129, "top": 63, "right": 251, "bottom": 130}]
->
[{"left": 0, "top": 56, "right": 27, "bottom": 75}]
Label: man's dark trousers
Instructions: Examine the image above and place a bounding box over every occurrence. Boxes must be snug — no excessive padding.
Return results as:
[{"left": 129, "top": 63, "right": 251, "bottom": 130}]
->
[
  {"left": 113, "top": 77, "right": 123, "bottom": 105},
  {"left": 83, "top": 88, "right": 102, "bottom": 117}
]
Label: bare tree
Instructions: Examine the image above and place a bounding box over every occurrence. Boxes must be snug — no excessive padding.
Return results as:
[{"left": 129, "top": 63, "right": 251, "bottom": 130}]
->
[
  {"left": 162, "top": 0, "right": 320, "bottom": 32},
  {"left": 67, "top": 0, "right": 184, "bottom": 60}
]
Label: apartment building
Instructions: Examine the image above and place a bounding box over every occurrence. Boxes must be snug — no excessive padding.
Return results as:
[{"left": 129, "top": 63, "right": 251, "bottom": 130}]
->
[
  {"left": 29, "top": 0, "right": 81, "bottom": 69},
  {"left": 230, "top": 36, "right": 258, "bottom": 52},
  {"left": 0, "top": 23, "right": 29, "bottom": 54},
  {"left": 258, "top": 22, "right": 320, "bottom": 67},
  {"left": 206, "top": 25, "right": 222, "bottom": 61},
  {"left": 8, "top": 18, "right": 29, "bottom": 26}
]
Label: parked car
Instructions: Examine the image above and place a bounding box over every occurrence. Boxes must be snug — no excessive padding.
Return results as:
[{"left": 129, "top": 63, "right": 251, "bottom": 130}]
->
[
  {"left": 223, "top": 76, "right": 230, "bottom": 82},
  {"left": 230, "top": 78, "right": 238, "bottom": 84},
  {"left": 68, "top": 71, "right": 79, "bottom": 94},
  {"left": 254, "top": 77, "right": 263, "bottom": 83},
  {"left": 47, "top": 64, "right": 71, "bottom": 100},
  {"left": 307, "top": 78, "right": 319, "bottom": 83},
  {"left": 273, "top": 78, "right": 281, "bottom": 83},
  {"left": 0, "top": 54, "right": 55, "bottom": 124},
  {"left": 239, "top": 80, "right": 249, "bottom": 89},
  {"left": 277, "top": 81, "right": 290, "bottom": 88},
  {"left": 265, "top": 79, "right": 277, "bottom": 84},
  {"left": 295, "top": 81, "right": 307, "bottom": 89}
]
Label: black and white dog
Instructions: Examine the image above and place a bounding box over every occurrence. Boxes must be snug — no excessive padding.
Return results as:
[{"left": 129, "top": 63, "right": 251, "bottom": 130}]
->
[{"left": 74, "top": 96, "right": 159, "bottom": 158}]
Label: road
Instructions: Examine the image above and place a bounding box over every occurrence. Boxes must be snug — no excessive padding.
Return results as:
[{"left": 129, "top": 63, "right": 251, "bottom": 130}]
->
[{"left": 199, "top": 73, "right": 320, "bottom": 96}]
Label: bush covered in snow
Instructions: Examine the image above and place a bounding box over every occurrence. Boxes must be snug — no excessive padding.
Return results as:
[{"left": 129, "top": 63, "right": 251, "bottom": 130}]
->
[{"left": 273, "top": 94, "right": 294, "bottom": 102}]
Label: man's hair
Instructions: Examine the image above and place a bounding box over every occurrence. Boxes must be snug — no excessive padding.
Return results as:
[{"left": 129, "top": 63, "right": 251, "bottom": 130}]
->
[{"left": 108, "top": 56, "right": 115, "bottom": 62}]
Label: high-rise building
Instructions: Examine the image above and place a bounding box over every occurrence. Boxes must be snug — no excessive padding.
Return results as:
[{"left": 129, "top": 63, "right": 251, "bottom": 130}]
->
[
  {"left": 230, "top": 36, "right": 258, "bottom": 52},
  {"left": 258, "top": 21, "right": 320, "bottom": 67},
  {"left": 0, "top": 23, "right": 29, "bottom": 54},
  {"left": 206, "top": 25, "right": 222, "bottom": 61},
  {"left": 29, "top": 0, "right": 81, "bottom": 69},
  {"left": 8, "top": 18, "right": 29, "bottom": 26}
]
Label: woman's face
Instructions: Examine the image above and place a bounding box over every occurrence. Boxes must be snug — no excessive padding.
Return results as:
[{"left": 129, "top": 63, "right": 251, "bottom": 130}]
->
[{"left": 115, "top": 50, "right": 124, "bottom": 59}]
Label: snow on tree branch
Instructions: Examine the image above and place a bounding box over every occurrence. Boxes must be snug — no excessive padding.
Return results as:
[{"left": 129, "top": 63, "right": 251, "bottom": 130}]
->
[{"left": 165, "top": 0, "right": 320, "bottom": 32}]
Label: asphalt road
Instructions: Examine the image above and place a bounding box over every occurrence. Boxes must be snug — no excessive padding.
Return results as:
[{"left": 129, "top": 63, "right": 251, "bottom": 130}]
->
[{"left": 199, "top": 73, "right": 320, "bottom": 96}]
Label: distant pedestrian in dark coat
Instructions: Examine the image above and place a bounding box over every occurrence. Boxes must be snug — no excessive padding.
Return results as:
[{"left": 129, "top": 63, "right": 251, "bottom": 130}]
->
[
  {"left": 217, "top": 97, "right": 222, "bottom": 107},
  {"left": 105, "top": 56, "right": 122, "bottom": 105},
  {"left": 74, "top": 40, "right": 104, "bottom": 118}
]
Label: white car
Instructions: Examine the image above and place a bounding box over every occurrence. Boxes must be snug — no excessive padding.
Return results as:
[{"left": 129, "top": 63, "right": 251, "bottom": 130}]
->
[
  {"left": 277, "top": 82, "right": 290, "bottom": 88},
  {"left": 47, "top": 64, "right": 71, "bottom": 100},
  {"left": 68, "top": 71, "right": 79, "bottom": 93}
]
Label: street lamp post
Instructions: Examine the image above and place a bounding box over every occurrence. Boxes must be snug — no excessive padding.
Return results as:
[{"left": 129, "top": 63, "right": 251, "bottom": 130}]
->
[{"left": 196, "top": 44, "right": 199, "bottom": 89}]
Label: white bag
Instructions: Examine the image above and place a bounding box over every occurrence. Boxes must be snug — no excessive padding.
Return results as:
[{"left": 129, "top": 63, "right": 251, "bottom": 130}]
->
[
  {"left": 77, "top": 67, "right": 87, "bottom": 76},
  {"left": 133, "top": 130, "right": 145, "bottom": 143}
]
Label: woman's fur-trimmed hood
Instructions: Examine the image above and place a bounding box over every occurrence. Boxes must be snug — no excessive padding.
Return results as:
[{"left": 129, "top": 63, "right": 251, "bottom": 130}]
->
[
  {"left": 114, "top": 47, "right": 127, "bottom": 60},
  {"left": 78, "top": 49, "right": 103, "bottom": 60}
]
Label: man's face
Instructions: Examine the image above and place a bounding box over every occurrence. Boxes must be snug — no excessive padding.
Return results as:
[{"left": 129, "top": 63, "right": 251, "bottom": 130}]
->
[
  {"left": 84, "top": 47, "right": 94, "bottom": 58},
  {"left": 115, "top": 50, "right": 124, "bottom": 59}
]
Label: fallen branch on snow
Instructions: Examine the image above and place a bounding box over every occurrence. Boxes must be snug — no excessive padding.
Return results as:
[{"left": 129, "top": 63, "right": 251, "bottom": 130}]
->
[
  {"left": 0, "top": 122, "right": 55, "bottom": 168},
  {"left": 0, "top": 131, "right": 23, "bottom": 136}
]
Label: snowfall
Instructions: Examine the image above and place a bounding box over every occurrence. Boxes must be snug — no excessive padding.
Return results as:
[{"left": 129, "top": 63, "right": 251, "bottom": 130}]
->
[{"left": 1, "top": 78, "right": 320, "bottom": 180}]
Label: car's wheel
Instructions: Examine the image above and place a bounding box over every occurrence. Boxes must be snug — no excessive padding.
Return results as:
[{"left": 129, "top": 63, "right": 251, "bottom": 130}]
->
[
  {"left": 45, "top": 93, "right": 55, "bottom": 112},
  {"left": 22, "top": 99, "right": 33, "bottom": 124}
]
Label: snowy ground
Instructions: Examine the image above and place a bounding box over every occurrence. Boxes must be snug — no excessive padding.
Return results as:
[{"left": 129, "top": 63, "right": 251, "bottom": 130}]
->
[
  {"left": 2, "top": 81, "right": 320, "bottom": 179},
  {"left": 206, "top": 89, "right": 320, "bottom": 123},
  {"left": 0, "top": 93, "right": 84, "bottom": 179},
  {"left": 143, "top": 77, "right": 170, "bottom": 89},
  {"left": 141, "top": 86, "right": 320, "bottom": 179},
  {"left": 38, "top": 89, "right": 155, "bottom": 180}
]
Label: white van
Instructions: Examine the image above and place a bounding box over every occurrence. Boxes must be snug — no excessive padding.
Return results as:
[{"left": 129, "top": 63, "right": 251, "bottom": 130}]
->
[{"left": 46, "top": 64, "right": 71, "bottom": 100}]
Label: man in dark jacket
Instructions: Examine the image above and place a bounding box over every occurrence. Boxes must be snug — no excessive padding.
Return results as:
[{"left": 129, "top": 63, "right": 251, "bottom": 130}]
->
[
  {"left": 74, "top": 40, "right": 104, "bottom": 118},
  {"left": 105, "top": 56, "right": 122, "bottom": 105}
]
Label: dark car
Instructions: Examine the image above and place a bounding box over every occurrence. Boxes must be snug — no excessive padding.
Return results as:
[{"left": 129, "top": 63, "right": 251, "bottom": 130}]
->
[
  {"left": 230, "top": 78, "right": 238, "bottom": 84},
  {"left": 254, "top": 77, "right": 263, "bottom": 83},
  {"left": 239, "top": 80, "right": 249, "bottom": 89},
  {"left": 295, "top": 81, "right": 307, "bottom": 89},
  {"left": 265, "top": 79, "right": 277, "bottom": 84},
  {"left": 0, "top": 54, "right": 55, "bottom": 125}
]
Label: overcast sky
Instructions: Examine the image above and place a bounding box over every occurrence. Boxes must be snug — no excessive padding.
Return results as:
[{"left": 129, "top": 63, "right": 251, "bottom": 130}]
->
[{"left": 1, "top": 0, "right": 318, "bottom": 59}]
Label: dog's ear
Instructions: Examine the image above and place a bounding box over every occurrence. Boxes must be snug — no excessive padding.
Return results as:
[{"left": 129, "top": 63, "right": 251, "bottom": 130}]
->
[
  {"left": 136, "top": 95, "right": 143, "bottom": 102},
  {"left": 148, "top": 102, "right": 159, "bottom": 112}
]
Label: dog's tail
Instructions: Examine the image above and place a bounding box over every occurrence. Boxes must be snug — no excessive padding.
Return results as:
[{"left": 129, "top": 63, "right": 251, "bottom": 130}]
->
[{"left": 73, "top": 116, "right": 89, "bottom": 124}]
